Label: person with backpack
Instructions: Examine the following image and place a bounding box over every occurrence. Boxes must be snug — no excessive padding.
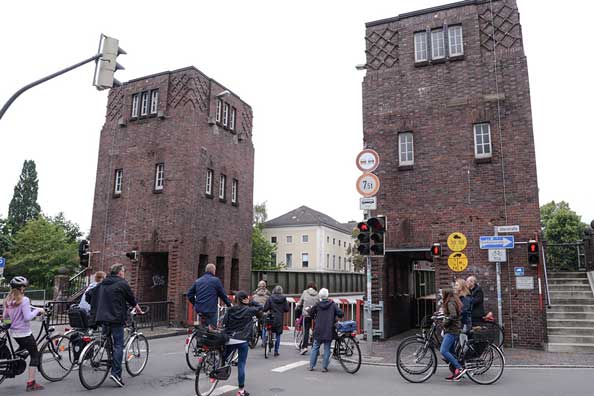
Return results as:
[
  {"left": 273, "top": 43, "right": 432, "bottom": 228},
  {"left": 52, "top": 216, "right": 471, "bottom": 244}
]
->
[
  {"left": 440, "top": 288, "right": 467, "bottom": 381},
  {"left": 307, "top": 288, "right": 343, "bottom": 372},
  {"left": 295, "top": 281, "right": 319, "bottom": 355},
  {"left": 263, "top": 285, "right": 289, "bottom": 357}
]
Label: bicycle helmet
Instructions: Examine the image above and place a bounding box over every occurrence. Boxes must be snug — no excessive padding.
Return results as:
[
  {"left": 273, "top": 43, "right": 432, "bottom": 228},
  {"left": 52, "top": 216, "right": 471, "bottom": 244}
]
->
[{"left": 10, "top": 276, "right": 28, "bottom": 288}]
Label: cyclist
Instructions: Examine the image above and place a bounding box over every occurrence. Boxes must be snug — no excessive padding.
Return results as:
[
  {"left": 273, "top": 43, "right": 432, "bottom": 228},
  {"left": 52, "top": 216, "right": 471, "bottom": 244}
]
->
[
  {"left": 222, "top": 290, "right": 263, "bottom": 396},
  {"left": 2, "top": 276, "right": 45, "bottom": 392},
  {"left": 307, "top": 288, "right": 343, "bottom": 372},
  {"left": 466, "top": 276, "right": 485, "bottom": 325},
  {"left": 295, "top": 281, "right": 319, "bottom": 355},
  {"left": 187, "top": 263, "right": 232, "bottom": 328},
  {"left": 91, "top": 263, "right": 143, "bottom": 387},
  {"left": 454, "top": 278, "right": 472, "bottom": 333},
  {"left": 440, "top": 288, "right": 467, "bottom": 381},
  {"left": 79, "top": 271, "right": 106, "bottom": 315},
  {"left": 251, "top": 280, "right": 270, "bottom": 345},
  {"left": 263, "top": 285, "right": 289, "bottom": 357}
]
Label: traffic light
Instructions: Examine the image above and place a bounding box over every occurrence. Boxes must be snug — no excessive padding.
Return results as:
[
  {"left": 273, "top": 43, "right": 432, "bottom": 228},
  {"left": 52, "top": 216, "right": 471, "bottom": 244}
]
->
[
  {"left": 356, "top": 222, "right": 370, "bottom": 255},
  {"left": 94, "top": 35, "right": 126, "bottom": 90},
  {"left": 125, "top": 250, "right": 138, "bottom": 261},
  {"left": 78, "top": 240, "right": 89, "bottom": 267},
  {"left": 528, "top": 240, "right": 539, "bottom": 266},
  {"left": 431, "top": 243, "right": 442, "bottom": 257},
  {"left": 368, "top": 216, "right": 386, "bottom": 256}
]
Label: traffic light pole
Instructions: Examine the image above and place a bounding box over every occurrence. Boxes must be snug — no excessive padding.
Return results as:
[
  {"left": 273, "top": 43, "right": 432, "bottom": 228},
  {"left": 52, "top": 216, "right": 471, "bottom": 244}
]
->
[
  {"left": 0, "top": 54, "right": 101, "bottom": 121},
  {"left": 494, "top": 227, "right": 504, "bottom": 330},
  {"left": 364, "top": 209, "right": 374, "bottom": 354}
]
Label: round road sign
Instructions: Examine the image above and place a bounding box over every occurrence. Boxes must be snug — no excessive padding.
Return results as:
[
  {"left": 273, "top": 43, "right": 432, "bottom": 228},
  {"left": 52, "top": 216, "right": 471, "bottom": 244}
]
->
[
  {"left": 447, "top": 232, "right": 467, "bottom": 252},
  {"left": 356, "top": 149, "right": 380, "bottom": 173},
  {"left": 448, "top": 252, "right": 468, "bottom": 272},
  {"left": 356, "top": 173, "right": 380, "bottom": 197}
]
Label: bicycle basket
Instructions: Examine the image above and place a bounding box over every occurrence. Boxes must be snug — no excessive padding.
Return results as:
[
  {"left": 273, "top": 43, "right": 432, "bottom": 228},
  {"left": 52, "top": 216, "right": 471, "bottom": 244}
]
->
[
  {"left": 68, "top": 307, "right": 89, "bottom": 329},
  {"left": 194, "top": 327, "right": 228, "bottom": 348},
  {"left": 336, "top": 320, "right": 357, "bottom": 333},
  {"left": 209, "top": 364, "right": 232, "bottom": 380},
  {"left": 465, "top": 340, "right": 489, "bottom": 360}
]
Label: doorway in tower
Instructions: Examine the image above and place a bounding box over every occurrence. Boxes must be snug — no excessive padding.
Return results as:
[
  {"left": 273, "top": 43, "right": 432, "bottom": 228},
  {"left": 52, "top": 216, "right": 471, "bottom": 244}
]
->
[{"left": 139, "top": 252, "right": 169, "bottom": 302}]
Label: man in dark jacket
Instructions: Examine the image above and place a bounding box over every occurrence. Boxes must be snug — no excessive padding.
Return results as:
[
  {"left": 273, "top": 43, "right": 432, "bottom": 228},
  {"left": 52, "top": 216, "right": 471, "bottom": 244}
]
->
[
  {"left": 89, "top": 263, "right": 142, "bottom": 387},
  {"left": 263, "top": 285, "right": 289, "bottom": 356},
  {"left": 187, "top": 263, "right": 232, "bottom": 328},
  {"left": 308, "top": 288, "right": 343, "bottom": 372},
  {"left": 466, "top": 276, "right": 485, "bottom": 324}
]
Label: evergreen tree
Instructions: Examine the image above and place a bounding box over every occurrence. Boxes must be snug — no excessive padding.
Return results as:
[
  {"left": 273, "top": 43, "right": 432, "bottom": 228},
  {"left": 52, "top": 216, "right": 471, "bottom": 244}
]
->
[
  {"left": 8, "top": 160, "right": 41, "bottom": 233},
  {"left": 251, "top": 202, "right": 279, "bottom": 270}
]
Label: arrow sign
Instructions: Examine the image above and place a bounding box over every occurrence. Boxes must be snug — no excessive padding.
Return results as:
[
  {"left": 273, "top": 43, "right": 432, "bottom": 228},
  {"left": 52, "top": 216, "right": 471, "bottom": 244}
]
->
[{"left": 480, "top": 236, "right": 515, "bottom": 249}]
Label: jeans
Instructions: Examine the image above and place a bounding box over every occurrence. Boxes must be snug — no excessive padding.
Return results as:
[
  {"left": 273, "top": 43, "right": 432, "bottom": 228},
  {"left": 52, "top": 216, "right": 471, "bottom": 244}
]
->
[
  {"left": 261, "top": 323, "right": 266, "bottom": 345},
  {"left": 302, "top": 317, "right": 312, "bottom": 348},
  {"left": 274, "top": 331, "right": 281, "bottom": 353},
  {"left": 198, "top": 312, "right": 217, "bottom": 327},
  {"left": 310, "top": 340, "right": 331, "bottom": 369},
  {"left": 103, "top": 324, "right": 125, "bottom": 377},
  {"left": 440, "top": 333, "right": 462, "bottom": 370},
  {"left": 225, "top": 342, "right": 249, "bottom": 388}
]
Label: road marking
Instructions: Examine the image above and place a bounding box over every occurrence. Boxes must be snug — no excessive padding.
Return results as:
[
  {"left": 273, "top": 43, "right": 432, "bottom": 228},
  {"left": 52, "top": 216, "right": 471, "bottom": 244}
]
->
[
  {"left": 163, "top": 351, "right": 183, "bottom": 356},
  {"left": 271, "top": 360, "right": 309, "bottom": 373},
  {"left": 203, "top": 385, "right": 237, "bottom": 396}
]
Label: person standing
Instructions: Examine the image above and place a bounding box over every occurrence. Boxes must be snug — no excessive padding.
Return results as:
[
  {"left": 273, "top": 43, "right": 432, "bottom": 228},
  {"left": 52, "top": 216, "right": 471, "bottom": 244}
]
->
[
  {"left": 466, "top": 276, "right": 485, "bottom": 325},
  {"left": 439, "top": 289, "right": 467, "bottom": 381},
  {"left": 454, "top": 278, "right": 472, "bottom": 333},
  {"left": 263, "top": 285, "right": 289, "bottom": 357},
  {"left": 93, "top": 264, "right": 143, "bottom": 387},
  {"left": 187, "top": 263, "right": 232, "bottom": 328},
  {"left": 295, "top": 282, "right": 319, "bottom": 355},
  {"left": 79, "top": 271, "right": 106, "bottom": 315},
  {"left": 2, "top": 276, "right": 45, "bottom": 392},
  {"left": 251, "top": 280, "right": 270, "bottom": 344},
  {"left": 308, "top": 288, "right": 343, "bottom": 372}
]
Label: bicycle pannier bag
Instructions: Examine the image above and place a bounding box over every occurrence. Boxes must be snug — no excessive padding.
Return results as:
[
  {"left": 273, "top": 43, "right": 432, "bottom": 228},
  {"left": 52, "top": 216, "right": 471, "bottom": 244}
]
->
[
  {"left": 336, "top": 320, "right": 357, "bottom": 333},
  {"left": 195, "top": 327, "right": 228, "bottom": 347},
  {"left": 68, "top": 306, "right": 89, "bottom": 329}
]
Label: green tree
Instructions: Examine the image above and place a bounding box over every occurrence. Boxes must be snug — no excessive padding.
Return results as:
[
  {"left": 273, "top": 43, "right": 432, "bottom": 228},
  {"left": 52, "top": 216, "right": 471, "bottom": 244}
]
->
[
  {"left": 0, "top": 216, "right": 14, "bottom": 258},
  {"left": 8, "top": 160, "right": 41, "bottom": 234},
  {"left": 251, "top": 202, "right": 279, "bottom": 270},
  {"left": 5, "top": 216, "right": 78, "bottom": 289},
  {"left": 48, "top": 212, "right": 83, "bottom": 243},
  {"left": 540, "top": 201, "right": 587, "bottom": 270},
  {"left": 349, "top": 226, "right": 365, "bottom": 272}
]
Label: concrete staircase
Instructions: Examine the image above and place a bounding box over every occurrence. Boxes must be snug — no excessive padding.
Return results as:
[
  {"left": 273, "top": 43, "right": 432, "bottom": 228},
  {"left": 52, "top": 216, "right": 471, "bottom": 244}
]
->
[{"left": 547, "top": 272, "right": 594, "bottom": 353}]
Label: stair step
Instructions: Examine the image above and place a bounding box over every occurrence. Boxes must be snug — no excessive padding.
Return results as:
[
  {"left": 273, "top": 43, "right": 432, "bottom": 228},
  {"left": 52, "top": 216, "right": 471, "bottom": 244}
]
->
[
  {"left": 548, "top": 279, "right": 590, "bottom": 285},
  {"left": 547, "top": 312, "right": 594, "bottom": 320},
  {"left": 550, "top": 298, "right": 594, "bottom": 305},
  {"left": 548, "top": 272, "right": 588, "bottom": 279},
  {"left": 549, "top": 291, "right": 594, "bottom": 298},
  {"left": 548, "top": 327, "right": 594, "bottom": 336},
  {"left": 549, "top": 285, "right": 593, "bottom": 291},
  {"left": 547, "top": 343, "right": 594, "bottom": 353},
  {"left": 547, "top": 319, "right": 594, "bottom": 327},
  {"left": 547, "top": 334, "right": 594, "bottom": 344},
  {"left": 548, "top": 305, "right": 594, "bottom": 313}
]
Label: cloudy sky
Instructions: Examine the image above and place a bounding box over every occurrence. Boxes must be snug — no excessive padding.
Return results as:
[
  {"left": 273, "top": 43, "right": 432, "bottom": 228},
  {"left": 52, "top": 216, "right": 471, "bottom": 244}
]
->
[{"left": 0, "top": 0, "right": 592, "bottom": 235}]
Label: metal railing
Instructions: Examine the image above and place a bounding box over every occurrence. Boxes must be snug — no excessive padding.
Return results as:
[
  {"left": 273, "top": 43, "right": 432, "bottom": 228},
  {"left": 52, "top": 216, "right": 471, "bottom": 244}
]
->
[
  {"left": 66, "top": 267, "right": 91, "bottom": 299},
  {"left": 543, "top": 241, "right": 586, "bottom": 272},
  {"left": 251, "top": 270, "right": 365, "bottom": 295}
]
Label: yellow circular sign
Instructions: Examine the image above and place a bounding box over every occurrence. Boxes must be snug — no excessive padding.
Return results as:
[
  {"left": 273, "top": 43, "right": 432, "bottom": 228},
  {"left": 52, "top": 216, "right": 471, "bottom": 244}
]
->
[
  {"left": 447, "top": 232, "right": 467, "bottom": 252},
  {"left": 448, "top": 252, "right": 468, "bottom": 272}
]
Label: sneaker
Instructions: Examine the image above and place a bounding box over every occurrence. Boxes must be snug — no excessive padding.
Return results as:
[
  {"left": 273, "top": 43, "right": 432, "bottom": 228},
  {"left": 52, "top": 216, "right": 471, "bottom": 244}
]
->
[
  {"left": 445, "top": 373, "right": 457, "bottom": 381},
  {"left": 26, "top": 381, "right": 45, "bottom": 392},
  {"left": 322, "top": 367, "right": 328, "bottom": 372},
  {"left": 237, "top": 390, "right": 250, "bottom": 396},
  {"left": 453, "top": 368, "right": 467, "bottom": 380},
  {"left": 110, "top": 374, "right": 125, "bottom": 387},
  {"left": 308, "top": 366, "right": 315, "bottom": 371},
  {"left": 300, "top": 348, "right": 308, "bottom": 355},
  {"left": 274, "top": 352, "right": 279, "bottom": 357}
]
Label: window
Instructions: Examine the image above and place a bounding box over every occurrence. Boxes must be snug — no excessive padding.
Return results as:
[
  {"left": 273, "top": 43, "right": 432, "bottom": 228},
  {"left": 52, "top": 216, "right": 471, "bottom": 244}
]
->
[
  {"left": 219, "top": 174, "right": 226, "bottom": 200},
  {"left": 286, "top": 235, "right": 293, "bottom": 243},
  {"left": 326, "top": 254, "right": 330, "bottom": 268},
  {"left": 302, "top": 235, "right": 308, "bottom": 243},
  {"left": 333, "top": 238, "right": 336, "bottom": 245},
  {"left": 431, "top": 29, "right": 445, "bottom": 59},
  {"left": 154, "top": 163, "right": 164, "bottom": 191},
  {"left": 230, "top": 107, "right": 236, "bottom": 130},
  {"left": 216, "top": 99, "right": 222, "bottom": 123},
  {"left": 332, "top": 255, "right": 336, "bottom": 269},
  {"left": 327, "top": 236, "right": 330, "bottom": 243},
  {"left": 339, "top": 256, "right": 342, "bottom": 269},
  {"left": 448, "top": 25, "right": 464, "bottom": 56},
  {"left": 114, "top": 169, "right": 123, "bottom": 195},
  {"left": 271, "top": 236, "right": 277, "bottom": 244},
  {"left": 150, "top": 90, "right": 159, "bottom": 114},
  {"left": 414, "top": 31, "right": 428, "bottom": 62},
  {"left": 205, "top": 169, "right": 213, "bottom": 195},
  {"left": 223, "top": 103, "right": 229, "bottom": 127},
  {"left": 302, "top": 253, "right": 309, "bottom": 268},
  {"left": 232, "top": 178, "right": 238, "bottom": 204},
  {"left": 338, "top": 240, "right": 341, "bottom": 246},
  {"left": 271, "top": 253, "right": 277, "bottom": 266},
  {"left": 131, "top": 94, "right": 139, "bottom": 118},
  {"left": 399, "top": 132, "right": 414, "bottom": 166},
  {"left": 286, "top": 253, "right": 293, "bottom": 268},
  {"left": 474, "top": 123, "right": 492, "bottom": 159},
  {"left": 141, "top": 92, "right": 149, "bottom": 116}
]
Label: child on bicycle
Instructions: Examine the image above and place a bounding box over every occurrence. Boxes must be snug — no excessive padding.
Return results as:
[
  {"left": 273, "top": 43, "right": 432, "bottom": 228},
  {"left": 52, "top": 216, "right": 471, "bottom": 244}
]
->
[
  {"left": 440, "top": 288, "right": 467, "bottom": 381},
  {"left": 2, "top": 276, "right": 45, "bottom": 392}
]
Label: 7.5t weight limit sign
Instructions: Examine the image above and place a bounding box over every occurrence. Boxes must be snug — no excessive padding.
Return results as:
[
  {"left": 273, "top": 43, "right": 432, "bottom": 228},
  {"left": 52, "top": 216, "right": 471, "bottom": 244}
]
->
[{"left": 356, "top": 173, "right": 380, "bottom": 197}]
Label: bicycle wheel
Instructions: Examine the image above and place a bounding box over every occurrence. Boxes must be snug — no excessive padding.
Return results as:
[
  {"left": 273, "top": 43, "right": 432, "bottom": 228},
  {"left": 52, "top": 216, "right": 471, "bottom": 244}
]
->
[
  {"left": 264, "top": 331, "right": 272, "bottom": 359},
  {"left": 125, "top": 334, "right": 149, "bottom": 376},
  {"left": 39, "top": 333, "right": 74, "bottom": 381},
  {"left": 78, "top": 340, "right": 110, "bottom": 390},
  {"left": 466, "top": 343, "right": 505, "bottom": 385},
  {"left": 294, "top": 326, "right": 303, "bottom": 350},
  {"left": 396, "top": 338, "right": 437, "bottom": 383},
  {"left": 481, "top": 321, "right": 505, "bottom": 347},
  {"left": 336, "top": 336, "right": 362, "bottom": 374},
  {"left": 195, "top": 349, "right": 224, "bottom": 396},
  {"left": 248, "top": 323, "right": 259, "bottom": 349},
  {"left": 186, "top": 332, "right": 200, "bottom": 371}
]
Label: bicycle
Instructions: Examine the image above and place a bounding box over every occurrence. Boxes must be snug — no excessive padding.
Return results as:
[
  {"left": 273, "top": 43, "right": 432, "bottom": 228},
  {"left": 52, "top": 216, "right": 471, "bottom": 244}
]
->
[
  {"left": 474, "top": 312, "right": 505, "bottom": 348},
  {"left": 263, "top": 313, "right": 276, "bottom": 359},
  {"left": 186, "top": 308, "right": 236, "bottom": 371},
  {"left": 247, "top": 317, "right": 260, "bottom": 349},
  {"left": 330, "top": 320, "right": 361, "bottom": 374},
  {"left": 77, "top": 307, "right": 149, "bottom": 389},
  {"left": 193, "top": 327, "right": 233, "bottom": 396},
  {"left": 396, "top": 312, "right": 505, "bottom": 385}
]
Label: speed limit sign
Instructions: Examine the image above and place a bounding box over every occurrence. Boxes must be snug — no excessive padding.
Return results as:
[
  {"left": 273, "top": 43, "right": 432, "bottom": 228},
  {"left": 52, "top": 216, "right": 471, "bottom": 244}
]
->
[{"left": 356, "top": 173, "right": 380, "bottom": 197}]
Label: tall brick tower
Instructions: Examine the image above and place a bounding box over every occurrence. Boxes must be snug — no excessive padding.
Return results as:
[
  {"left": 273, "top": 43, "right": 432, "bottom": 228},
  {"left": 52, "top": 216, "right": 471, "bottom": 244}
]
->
[
  {"left": 362, "top": 0, "right": 545, "bottom": 348},
  {"left": 89, "top": 66, "right": 254, "bottom": 323}
]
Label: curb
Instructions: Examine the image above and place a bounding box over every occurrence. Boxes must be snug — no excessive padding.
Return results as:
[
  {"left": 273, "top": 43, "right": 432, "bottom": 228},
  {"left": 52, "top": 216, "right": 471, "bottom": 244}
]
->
[{"left": 360, "top": 360, "right": 594, "bottom": 369}]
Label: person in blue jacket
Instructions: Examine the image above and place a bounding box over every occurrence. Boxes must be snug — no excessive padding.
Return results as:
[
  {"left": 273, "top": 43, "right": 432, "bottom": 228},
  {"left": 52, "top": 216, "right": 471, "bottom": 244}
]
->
[{"left": 187, "top": 263, "right": 232, "bottom": 328}]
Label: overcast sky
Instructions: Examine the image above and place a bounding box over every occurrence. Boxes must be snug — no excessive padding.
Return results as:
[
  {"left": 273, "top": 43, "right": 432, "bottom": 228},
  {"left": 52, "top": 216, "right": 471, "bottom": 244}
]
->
[{"left": 0, "top": 0, "right": 592, "bottom": 235}]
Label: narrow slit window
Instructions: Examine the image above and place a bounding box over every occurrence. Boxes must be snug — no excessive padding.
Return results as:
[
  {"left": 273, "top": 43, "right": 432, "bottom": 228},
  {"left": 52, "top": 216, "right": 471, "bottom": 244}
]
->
[
  {"left": 219, "top": 174, "right": 226, "bottom": 200},
  {"left": 140, "top": 92, "right": 149, "bottom": 116},
  {"left": 231, "top": 178, "right": 238, "bottom": 204},
  {"left": 114, "top": 169, "right": 123, "bottom": 195},
  {"left": 154, "top": 163, "right": 164, "bottom": 191},
  {"left": 474, "top": 123, "right": 492, "bottom": 159},
  {"left": 414, "top": 31, "right": 428, "bottom": 62},
  {"left": 206, "top": 169, "right": 213, "bottom": 195},
  {"left": 131, "top": 94, "right": 139, "bottom": 118},
  {"left": 216, "top": 99, "right": 222, "bottom": 123},
  {"left": 431, "top": 29, "right": 445, "bottom": 59},
  {"left": 399, "top": 132, "right": 414, "bottom": 166},
  {"left": 448, "top": 25, "right": 464, "bottom": 56},
  {"left": 230, "top": 107, "right": 236, "bottom": 130},
  {"left": 150, "top": 90, "right": 159, "bottom": 114},
  {"left": 223, "top": 103, "right": 229, "bottom": 127}
]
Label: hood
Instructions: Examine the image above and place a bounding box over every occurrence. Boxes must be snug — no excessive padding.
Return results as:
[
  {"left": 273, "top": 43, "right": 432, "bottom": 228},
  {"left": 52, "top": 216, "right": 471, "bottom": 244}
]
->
[
  {"left": 317, "top": 299, "right": 334, "bottom": 310},
  {"left": 255, "top": 288, "right": 268, "bottom": 296},
  {"left": 101, "top": 275, "right": 121, "bottom": 286},
  {"left": 306, "top": 288, "right": 318, "bottom": 297},
  {"left": 270, "top": 294, "right": 286, "bottom": 304}
]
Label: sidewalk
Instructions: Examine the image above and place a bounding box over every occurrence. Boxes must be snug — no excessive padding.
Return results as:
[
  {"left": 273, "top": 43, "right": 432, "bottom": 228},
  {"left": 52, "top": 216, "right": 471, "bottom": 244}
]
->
[{"left": 358, "top": 330, "right": 594, "bottom": 368}]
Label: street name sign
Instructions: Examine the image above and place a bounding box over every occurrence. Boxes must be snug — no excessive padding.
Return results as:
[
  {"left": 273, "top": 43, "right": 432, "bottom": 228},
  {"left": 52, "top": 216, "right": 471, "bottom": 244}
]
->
[
  {"left": 495, "top": 225, "right": 520, "bottom": 233},
  {"left": 356, "top": 173, "right": 380, "bottom": 197},
  {"left": 356, "top": 149, "right": 380, "bottom": 173},
  {"left": 479, "top": 236, "right": 515, "bottom": 249},
  {"left": 359, "top": 197, "right": 377, "bottom": 210},
  {"left": 488, "top": 248, "right": 507, "bottom": 262}
]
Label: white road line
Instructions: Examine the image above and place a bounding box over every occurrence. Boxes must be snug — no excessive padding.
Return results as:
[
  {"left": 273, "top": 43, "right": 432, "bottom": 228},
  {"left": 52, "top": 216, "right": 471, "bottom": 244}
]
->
[
  {"left": 163, "top": 351, "right": 183, "bottom": 356},
  {"left": 271, "top": 360, "right": 309, "bottom": 373}
]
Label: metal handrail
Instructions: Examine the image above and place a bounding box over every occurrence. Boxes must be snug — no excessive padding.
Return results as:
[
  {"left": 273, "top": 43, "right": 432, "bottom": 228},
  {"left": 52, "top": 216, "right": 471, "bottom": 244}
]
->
[{"left": 541, "top": 244, "right": 551, "bottom": 308}]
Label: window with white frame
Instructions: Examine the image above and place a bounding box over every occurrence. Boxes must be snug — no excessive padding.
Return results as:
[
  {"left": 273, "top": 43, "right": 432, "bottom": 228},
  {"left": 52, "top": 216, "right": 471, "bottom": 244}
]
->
[
  {"left": 219, "top": 174, "right": 226, "bottom": 200},
  {"left": 231, "top": 178, "right": 238, "bottom": 204},
  {"left": 431, "top": 29, "right": 445, "bottom": 59},
  {"left": 114, "top": 169, "right": 123, "bottom": 195},
  {"left": 339, "top": 256, "right": 342, "bottom": 269},
  {"left": 474, "top": 123, "right": 492, "bottom": 159},
  {"left": 141, "top": 92, "right": 149, "bottom": 116},
  {"left": 150, "top": 90, "right": 159, "bottom": 114},
  {"left": 286, "top": 253, "right": 293, "bottom": 268},
  {"left": 131, "top": 94, "right": 139, "bottom": 118},
  {"left": 302, "top": 253, "right": 309, "bottom": 268},
  {"left": 230, "top": 107, "right": 236, "bottom": 130},
  {"left": 414, "top": 31, "right": 428, "bottom": 62},
  {"left": 399, "top": 132, "right": 414, "bottom": 166},
  {"left": 271, "top": 253, "right": 277, "bottom": 266},
  {"left": 326, "top": 254, "right": 329, "bottom": 268},
  {"left": 223, "top": 103, "right": 229, "bottom": 127},
  {"left": 206, "top": 169, "right": 213, "bottom": 195},
  {"left": 154, "top": 163, "right": 164, "bottom": 191},
  {"left": 302, "top": 235, "right": 308, "bottom": 243},
  {"left": 327, "top": 236, "right": 330, "bottom": 243},
  {"left": 216, "top": 99, "right": 223, "bottom": 123},
  {"left": 448, "top": 25, "right": 464, "bottom": 56},
  {"left": 332, "top": 255, "right": 336, "bottom": 269},
  {"left": 286, "top": 235, "right": 292, "bottom": 243}
]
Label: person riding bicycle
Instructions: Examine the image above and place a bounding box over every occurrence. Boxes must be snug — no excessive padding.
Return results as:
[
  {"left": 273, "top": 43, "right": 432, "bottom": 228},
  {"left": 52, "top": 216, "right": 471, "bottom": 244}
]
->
[
  {"left": 454, "top": 278, "right": 472, "bottom": 333},
  {"left": 307, "top": 288, "right": 343, "bottom": 372},
  {"left": 187, "top": 263, "right": 232, "bottom": 328},
  {"left": 295, "top": 281, "right": 319, "bottom": 355},
  {"left": 2, "top": 276, "right": 45, "bottom": 392},
  {"left": 251, "top": 280, "right": 270, "bottom": 345},
  {"left": 466, "top": 276, "right": 485, "bottom": 325},
  {"left": 90, "top": 263, "right": 143, "bottom": 387},
  {"left": 221, "top": 290, "right": 263, "bottom": 396},
  {"left": 263, "top": 285, "right": 289, "bottom": 357},
  {"left": 440, "top": 288, "right": 467, "bottom": 381}
]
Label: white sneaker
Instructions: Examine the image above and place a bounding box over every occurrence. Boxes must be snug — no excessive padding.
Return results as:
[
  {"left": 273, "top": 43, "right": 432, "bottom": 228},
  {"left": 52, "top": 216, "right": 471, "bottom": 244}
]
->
[{"left": 300, "top": 348, "right": 308, "bottom": 355}]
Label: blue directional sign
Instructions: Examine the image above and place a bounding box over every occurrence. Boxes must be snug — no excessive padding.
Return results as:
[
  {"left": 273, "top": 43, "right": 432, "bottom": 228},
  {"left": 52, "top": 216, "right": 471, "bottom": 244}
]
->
[
  {"left": 514, "top": 267, "right": 525, "bottom": 276},
  {"left": 0, "top": 257, "right": 5, "bottom": 267},
  {"left": 479, "top": 236, "right": 515, "bottom": 249}
]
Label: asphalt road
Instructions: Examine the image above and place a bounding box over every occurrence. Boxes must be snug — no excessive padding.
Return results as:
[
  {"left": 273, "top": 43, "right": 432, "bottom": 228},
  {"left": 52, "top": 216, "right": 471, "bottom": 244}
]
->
[{"left": 2, "top": 334, "right": 593, "bottom": 396}]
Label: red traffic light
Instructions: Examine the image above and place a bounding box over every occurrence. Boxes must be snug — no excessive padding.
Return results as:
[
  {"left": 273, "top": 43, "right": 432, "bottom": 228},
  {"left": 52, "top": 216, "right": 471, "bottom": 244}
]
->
[
  {"left": 357, "top": 222, "right": 369, "bottom": 232},
  {"left": 431, "top": 243, "right": 442, "bottom": 257},
  {"left": 528, "top": 241, "right": 538, "bottom": 253}
]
